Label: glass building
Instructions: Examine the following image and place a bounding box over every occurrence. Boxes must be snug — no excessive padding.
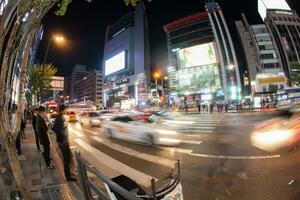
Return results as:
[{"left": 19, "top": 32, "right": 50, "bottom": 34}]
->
[{"left": 163, "top": 1, "right": 241, "bottom": 104}]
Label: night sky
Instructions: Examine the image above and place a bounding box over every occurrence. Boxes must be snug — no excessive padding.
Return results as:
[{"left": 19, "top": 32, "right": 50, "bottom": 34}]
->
[{"left": 36, "top": 0, "right": 300, "bottom": 76}]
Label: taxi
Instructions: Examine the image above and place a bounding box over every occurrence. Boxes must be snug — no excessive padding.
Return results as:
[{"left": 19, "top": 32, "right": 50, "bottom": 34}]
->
[{"left": 64, "top": 111, "right": 78, "bottom": 122}]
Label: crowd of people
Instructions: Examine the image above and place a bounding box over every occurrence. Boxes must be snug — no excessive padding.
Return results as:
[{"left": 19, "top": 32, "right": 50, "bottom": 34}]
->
[{"left": 0, "top": 104, "right": 77, "bottom": 182}]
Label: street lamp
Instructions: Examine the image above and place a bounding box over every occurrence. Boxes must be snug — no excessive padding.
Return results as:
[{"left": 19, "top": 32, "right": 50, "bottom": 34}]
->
[
  {"left": 154, "top": 72, "right": 161, "bottom": 85},
  {"left": 44, "top": 34, "right": 66, "bottom": 63}
]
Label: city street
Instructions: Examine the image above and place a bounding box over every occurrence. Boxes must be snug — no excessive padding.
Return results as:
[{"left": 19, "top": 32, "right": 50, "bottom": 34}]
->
[{"left": 66, "top": 111, "right": 300, "bottom": 200}]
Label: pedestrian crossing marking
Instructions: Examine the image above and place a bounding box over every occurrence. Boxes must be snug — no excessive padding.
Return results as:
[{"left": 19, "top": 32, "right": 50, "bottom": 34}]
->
[
  {"left": 88, "top": 134, "right": 176, "bottom": 168},
  {"left": 74, "top": 139, "right": 158, "bottom": 187}
]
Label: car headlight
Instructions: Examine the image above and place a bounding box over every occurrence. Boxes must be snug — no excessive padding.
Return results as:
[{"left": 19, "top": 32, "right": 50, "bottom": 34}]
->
[{"left": 252, "top": 130, "right": 293, "bottom": 144}]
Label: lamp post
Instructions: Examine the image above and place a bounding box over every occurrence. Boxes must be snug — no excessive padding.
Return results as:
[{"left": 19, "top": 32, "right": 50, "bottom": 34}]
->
[
  {"left": 43, "top": 34, "right": 66, "bottom": 63},
  {"left": 41, "top": 34, "right": 66, "bottom": 104},
  {"left": 161, "top": 76, "right": 168, "bottom": 97}
]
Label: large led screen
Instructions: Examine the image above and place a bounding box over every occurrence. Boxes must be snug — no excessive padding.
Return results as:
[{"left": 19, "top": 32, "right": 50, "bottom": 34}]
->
[
  {"left": 178, "top": 43, "right": 217, "bottom": 68},
  {"left": 105, "top": 51, "right": 126, "bottom": 76},
  {"left": 178, "top": 65, "right": 221, "bottom": 91}
]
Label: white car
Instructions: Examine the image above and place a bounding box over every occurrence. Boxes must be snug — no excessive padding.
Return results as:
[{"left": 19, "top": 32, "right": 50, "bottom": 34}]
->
[
  {"left": 103, "top": 115, "right": 181, "bottom": 146},
  {"left": 79, "top": 111, "right": 103, "bottom": 127}
]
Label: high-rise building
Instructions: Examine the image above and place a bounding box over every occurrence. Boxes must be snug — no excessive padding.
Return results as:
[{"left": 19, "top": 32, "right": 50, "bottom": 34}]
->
[
  {"left": 163, "top": 0, "right": 241, "bottom": 104},
  {"left": 265, "top": 10, "right": 300, "bottom": 84},
  {"left": 63, "top": 76, "right": 72, "bottom": 97},
  {"left": 258, "top": 0, "right": 300, "bottom": 85},
  {"left": 258, "top": 0, "right": 291, "bottom": 20},
  {"left": 70, "top": 64, "right": 89, "bottom": 100},
  {"left": 102, "top": 1, "right": 150, "bottom": 109},
  {"left": 76, "top": 70, "right": 102, "bottom": 105},
  {"left": 235, "top": 14, "right": 287, "bottom": 93}
]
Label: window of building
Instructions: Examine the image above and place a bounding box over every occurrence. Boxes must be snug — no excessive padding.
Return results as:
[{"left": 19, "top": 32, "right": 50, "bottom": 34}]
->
[{"left": 261, "top": 54, "right": 275, "bottom": 59}]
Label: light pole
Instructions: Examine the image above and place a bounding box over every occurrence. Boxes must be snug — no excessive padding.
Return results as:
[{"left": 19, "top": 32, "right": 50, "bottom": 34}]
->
[
  {"left": 43, "top": 34, "right": 66, "bottom": 63},
  {"left": 40, "top": 34, "right": 66, "bottom": 104},
  {"left": 161, "top": 76, "right": 168, "bottom": 97}
]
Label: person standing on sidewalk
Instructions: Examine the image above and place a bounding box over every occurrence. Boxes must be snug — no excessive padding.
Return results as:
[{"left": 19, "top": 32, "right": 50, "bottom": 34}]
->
[
  {"left": 53, "top": 104, "right": 77, "bottom": 181},
  {"left": 32, "top": 108, "right": 40, "bottom": 151},
  {"left": 36, "top": 106, "right": 54, "bottom": 171},
  {"left": 11, "top": 108, "right": 26, "bottom": 161},
  {"left": 20, "top": 117, "right": 26, "bottom": 139}
]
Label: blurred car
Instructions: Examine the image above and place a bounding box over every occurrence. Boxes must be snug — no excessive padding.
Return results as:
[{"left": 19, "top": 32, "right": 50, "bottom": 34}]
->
[
  {"left": 251, "top": 112, "right": 300, "bottom": 152},
  {"left": 47, "top": 112, "right": 58, "bottom": 129},
  {"left": 79, "top": 111, "right": 103, "bottom": 127},
  {"left": 64, "top": 110, "right": 78, "bottom": 122},
  {"left": 103, "top": 115, "right": 181, "bottom": 146}
]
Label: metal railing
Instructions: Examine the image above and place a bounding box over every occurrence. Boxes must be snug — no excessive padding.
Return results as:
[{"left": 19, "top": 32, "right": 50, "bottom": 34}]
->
[{"left": 75, "top": 151, "right": 181, "bottom": 200}]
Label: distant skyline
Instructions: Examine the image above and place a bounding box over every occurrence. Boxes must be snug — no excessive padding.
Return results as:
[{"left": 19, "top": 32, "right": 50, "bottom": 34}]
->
[{"left": 36, "top": 0, "right": 300, "bottom": 76}]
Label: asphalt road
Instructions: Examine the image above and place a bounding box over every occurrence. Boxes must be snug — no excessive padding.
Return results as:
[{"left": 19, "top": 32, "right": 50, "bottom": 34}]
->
[{"left": 67, "top": 111, "right": 300, "bottom": 200}]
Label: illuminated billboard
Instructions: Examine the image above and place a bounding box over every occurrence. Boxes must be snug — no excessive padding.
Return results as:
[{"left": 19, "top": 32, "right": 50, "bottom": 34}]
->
[
  {"left": 178, "top": 65, "right": 221, "bottom": 91},
  {"left": 258, "top": 0, "right": 291, "bottom": 20},
  {"left": 105, "top": 51, "right": 126, "bottom": 76},
  {"left": 178, "top": 42, "right": 217, "bottom": 68}
]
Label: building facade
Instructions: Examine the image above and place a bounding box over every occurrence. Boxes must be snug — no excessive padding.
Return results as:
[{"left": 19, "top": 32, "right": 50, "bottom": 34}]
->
[
  {"left": 102, "top": 2, "right": 150, "bottom": 109},
  {"left": 63, "top": 76, "right": 71, "bottom": 98},
  {"left": 50, "top": 76, "right": 64, "bottom": 101},
  {"left": 235, "top": 14, "right": 287, "bottom": 94},
  {"left": 163, "top": 1, "right": 241, "bottom": 105},
  {"left": 258, "top": 0, "right": 300, "bottom": 85},
  {"left": 75, "top": 70, "right": 102, "bottom": 105},
  {"left": 70, "top": 64, "right": 90, "bottom": 100},
  {"left": 265, "top": 10, "right": 300, "bottom": 84}
]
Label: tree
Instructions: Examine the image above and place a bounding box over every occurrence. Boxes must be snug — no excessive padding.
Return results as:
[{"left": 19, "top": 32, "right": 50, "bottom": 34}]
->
[
  {"left": 0, "top": 1, "right": 87, "bottom": 199},
  {"left": 290, "top": 62, "right": 300, "bottom": 87},
  {"left": 28, "top": 64, "right": 58, "bottom": 104},
  {"left": 124, "top": 0, "right": 151, "bottom": 6}
]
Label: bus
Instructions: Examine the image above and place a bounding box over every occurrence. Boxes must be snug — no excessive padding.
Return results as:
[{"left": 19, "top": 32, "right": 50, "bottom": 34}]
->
[{"left": 276, "top": 87, "right": 300, "bottom": 107}]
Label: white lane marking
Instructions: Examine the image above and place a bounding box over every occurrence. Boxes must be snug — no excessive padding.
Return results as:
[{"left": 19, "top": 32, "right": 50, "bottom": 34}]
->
[
  {"left": 69, "top": 127, "right": 84, "bottom": 137},
  {"left": 158, "top": 147, "right": 193, "bottom": 154},
  {"left": 181, "top": 127, "right": 216, "bottom": 130},
  {"left": 89, "top": 135, "right": 176, "bottom": 168},
  {"left": 179, "top": 130, "right": 212, "bottom": 133},
  {"left": 189, "top": 153, "right": 281, "bottom": 160},
  {"left": 74, "top": 139, "right": 157, "bottom": 187},
  {"left": 180, "top": 140, "right": 202, "bottom": 145}
]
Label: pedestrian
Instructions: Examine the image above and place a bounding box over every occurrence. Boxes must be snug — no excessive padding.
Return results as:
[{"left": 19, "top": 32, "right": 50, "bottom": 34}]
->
[
  {"left": 210, "top": 103, "right": 214, "bottom": 113},
  {"left": 197, "top": 102, "right": 201, "bottom": 113},
  {"left": 20, "top": 117, "right": 26, "bottom": 139},
  {"left": 184, "top": 101, "right": 188, "bottom": 113},
  {"left": 225, "top": 103, "right": 228, "bottom": 113},
  {"left": 36, "top": 106, "right": 54, "bottom": 171},
  {"left": 11, "top": 108, "right": 27, "bottom": 160},
  {"left": 54, "top": 104, "right": 77, "bottom": 181},
  {"left": 32, "top": 108, "right": 40, "bottom": 151},
  {"left": 0, "top": 143, "right": 7, "bottom": 173}
]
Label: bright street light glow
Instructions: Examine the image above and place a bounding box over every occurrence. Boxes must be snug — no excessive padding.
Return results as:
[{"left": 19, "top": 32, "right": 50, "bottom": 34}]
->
[
  {"left": 154, "top": 72, "right": 161, "bottom": 79},
  {"left": 53, "top": 35, "right": 65, "bottom": 44}
]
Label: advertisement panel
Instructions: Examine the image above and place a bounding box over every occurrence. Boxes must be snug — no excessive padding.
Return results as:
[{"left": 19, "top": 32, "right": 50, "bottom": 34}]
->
[
  {"left": 105, "top": 51, "right": 126, "bottom": 76},
  {"left": 178, "top": 42, "right": 217, "bottom": 68},
  {"left": 178, "top": 65, "right": 221, "bottom": 91}
]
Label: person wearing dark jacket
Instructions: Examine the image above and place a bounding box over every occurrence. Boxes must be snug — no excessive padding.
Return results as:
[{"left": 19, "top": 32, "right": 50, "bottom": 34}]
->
[
  {"left": 32, "top": 108, "right": 40, "bottom": 151},
  {"left": 54, "top": 105, "right": 77, "bottom": 181},
  {"left": 36, "top": 106, "right": 54, "bottom": 171}
]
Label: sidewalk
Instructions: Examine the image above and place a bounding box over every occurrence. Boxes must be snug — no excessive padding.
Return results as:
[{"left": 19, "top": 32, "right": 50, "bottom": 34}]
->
[{"left": 0, "top": 123, "right": 76, "bottom": 200}]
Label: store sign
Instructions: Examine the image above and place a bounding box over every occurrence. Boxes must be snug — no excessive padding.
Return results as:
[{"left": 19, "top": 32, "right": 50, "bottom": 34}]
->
[{"left": 115, "top": 78, "right": 130, "bottom": 86}]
